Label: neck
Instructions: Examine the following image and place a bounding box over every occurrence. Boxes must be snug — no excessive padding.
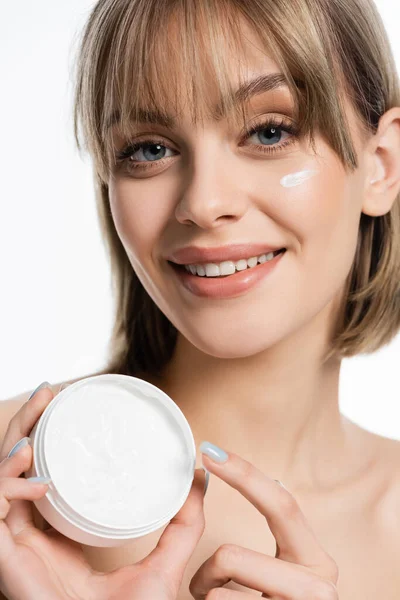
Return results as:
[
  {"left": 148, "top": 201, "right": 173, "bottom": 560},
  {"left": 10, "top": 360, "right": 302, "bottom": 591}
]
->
[{"left": 143, "top": 315, "right": 368, "bottom": 494}]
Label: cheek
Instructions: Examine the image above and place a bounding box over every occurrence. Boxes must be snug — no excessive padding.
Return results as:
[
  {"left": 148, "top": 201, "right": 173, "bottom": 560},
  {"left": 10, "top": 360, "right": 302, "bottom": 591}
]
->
[
  {"left": 277, "top": 164, "right": 361, "bottom": 296},
  {"left": 109, "top": 179, "right": 169, "bottom": 261}
]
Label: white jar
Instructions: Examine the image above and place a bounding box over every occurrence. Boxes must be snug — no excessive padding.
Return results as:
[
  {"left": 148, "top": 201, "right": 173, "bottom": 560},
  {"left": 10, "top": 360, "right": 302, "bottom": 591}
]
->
[{"left": 25, "top": 374, "right": 196, "bottom": 547}]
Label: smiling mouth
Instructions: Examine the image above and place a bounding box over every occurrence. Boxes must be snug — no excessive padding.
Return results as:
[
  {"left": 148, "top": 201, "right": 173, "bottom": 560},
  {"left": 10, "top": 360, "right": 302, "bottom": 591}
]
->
[{"left": 168, "top": 248, "right": 286, "bottom": 278}]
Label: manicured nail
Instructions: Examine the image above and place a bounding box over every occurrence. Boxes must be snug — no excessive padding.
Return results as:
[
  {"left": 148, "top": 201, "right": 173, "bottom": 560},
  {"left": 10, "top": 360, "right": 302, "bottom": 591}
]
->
[
  {"left": 202, "top": 467, "right": 210, "bottom": 496},
  {"left": 7, "top": 437, "right": 31, "bottom": 458},
  {"left": 28, "top": 381, "right": 51, "bottom": 401},
  {"left": 27, "top": 476, "right": 52, "bottom": 485},
  {"left": 199, "top": 441, "right": 228, "bottom": 463}
]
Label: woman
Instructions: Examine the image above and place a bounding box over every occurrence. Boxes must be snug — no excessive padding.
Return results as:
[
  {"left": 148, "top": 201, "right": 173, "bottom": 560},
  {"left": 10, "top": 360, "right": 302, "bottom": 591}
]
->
[{"left": 1, "top": 0, "right": 400, "bottom": 597}]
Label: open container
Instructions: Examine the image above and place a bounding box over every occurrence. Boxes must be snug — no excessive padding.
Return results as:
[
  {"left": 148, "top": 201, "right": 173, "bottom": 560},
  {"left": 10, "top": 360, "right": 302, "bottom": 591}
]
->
[{"left": 25, "top": 373, "right": 197, "bottom": 547}]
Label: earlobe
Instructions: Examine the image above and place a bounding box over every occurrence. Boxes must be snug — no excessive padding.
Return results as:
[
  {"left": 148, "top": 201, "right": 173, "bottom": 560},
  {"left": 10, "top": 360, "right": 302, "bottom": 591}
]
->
[{"left": 362, "top": 107, "right": 400, "bottom": 218}]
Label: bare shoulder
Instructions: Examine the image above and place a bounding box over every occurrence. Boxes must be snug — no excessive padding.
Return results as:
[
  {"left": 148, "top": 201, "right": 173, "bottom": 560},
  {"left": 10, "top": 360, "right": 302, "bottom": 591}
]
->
[
  {"left": 375, "top": 433, "right": 400, "bottom": 489},
  {"left": 369, "top": 429, "right": 400, "bottom": 487},
  {"left": 342, "top": 418, "right": 400, "bottom": 509},
  {"left": 365, "top": 430, "right": 400, "bottom": 534}
]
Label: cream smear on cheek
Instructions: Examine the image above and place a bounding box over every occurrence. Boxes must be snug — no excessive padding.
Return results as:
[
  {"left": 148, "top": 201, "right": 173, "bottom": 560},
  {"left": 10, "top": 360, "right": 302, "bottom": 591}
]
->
[{"left": 280, "top": 169, "right": 319, "bottom": 188}]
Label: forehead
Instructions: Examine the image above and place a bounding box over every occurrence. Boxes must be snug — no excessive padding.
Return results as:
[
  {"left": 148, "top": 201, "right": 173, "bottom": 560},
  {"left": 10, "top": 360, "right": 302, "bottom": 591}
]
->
[{"left": 107, "top": 12, "right": 303, "bottom": 134}]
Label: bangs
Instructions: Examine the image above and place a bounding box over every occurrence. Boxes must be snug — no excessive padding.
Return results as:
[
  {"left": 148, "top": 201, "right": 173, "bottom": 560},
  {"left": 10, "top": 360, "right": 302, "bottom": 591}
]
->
[{"left": 74, "top": 0, "right": 370, "bottom": 183}]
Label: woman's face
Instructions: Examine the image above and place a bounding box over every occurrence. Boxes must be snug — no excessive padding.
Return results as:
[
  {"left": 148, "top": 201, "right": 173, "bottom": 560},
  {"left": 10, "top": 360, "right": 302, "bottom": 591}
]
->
[{"left": 107, "top": 24, "right": 371, "bottom": 360}]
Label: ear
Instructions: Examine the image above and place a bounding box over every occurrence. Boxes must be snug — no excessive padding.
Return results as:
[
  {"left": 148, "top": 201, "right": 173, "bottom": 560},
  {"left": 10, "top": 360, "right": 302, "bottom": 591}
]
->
[{"left": 363, "top": 107, "right": 400, "bottom": 217}]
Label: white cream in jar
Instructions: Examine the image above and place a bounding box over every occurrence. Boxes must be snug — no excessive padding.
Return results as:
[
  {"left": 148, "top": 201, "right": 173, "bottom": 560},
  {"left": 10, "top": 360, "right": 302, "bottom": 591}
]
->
[{"left": 26, "top": 374, "right": 196, "bottom": 547}]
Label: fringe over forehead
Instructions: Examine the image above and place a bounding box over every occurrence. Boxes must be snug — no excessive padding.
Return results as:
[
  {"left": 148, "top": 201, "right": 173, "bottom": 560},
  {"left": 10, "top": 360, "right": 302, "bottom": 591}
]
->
[{"left": 73, "top": 0, "right": 389, "bottom": 184}]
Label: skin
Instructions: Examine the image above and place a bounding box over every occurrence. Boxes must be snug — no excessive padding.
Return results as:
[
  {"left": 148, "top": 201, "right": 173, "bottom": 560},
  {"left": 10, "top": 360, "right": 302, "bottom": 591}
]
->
[
  {"left": 1, "top": 16, "right": 400, "bottom": 600},
  {"left": 107, "top": 20, "right": 400, "bottom": 510},
  {"left": 104, "top": 16, "right": 400, "bottom": 598}
]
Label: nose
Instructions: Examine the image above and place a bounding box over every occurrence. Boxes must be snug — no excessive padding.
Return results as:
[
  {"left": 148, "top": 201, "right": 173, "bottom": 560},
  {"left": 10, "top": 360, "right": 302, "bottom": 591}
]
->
[{"left": 174, "top": 142, "right": 248, "bottom": 229}]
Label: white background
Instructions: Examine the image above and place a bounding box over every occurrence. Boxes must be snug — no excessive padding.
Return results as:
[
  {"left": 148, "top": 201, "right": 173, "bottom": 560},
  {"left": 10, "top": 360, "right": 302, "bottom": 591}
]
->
[{"left": 1, "top": 1, "right": 399, "bottom": 438}]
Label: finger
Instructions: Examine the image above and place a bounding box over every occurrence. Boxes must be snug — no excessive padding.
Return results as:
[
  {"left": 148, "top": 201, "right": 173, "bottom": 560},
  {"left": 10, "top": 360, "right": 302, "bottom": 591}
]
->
[
  {"left": 0, "top": 382, "right": 54, "bottom": 461},
  {"left": 189, "top": 544, "right": 335, "bottom": 600},
  {"left": 143, "top": 468, "right": 206, "bottom": 592},
  {"left": 0, "top": 383, "right": 53, "bottom": 537},
  {"left": 0, "top": 442, "right": 42, "bottom": 535},
  {"left": 0, "top": 441, "right": 33, "bottom": 479},
  {"left": 0, "top": 475, "right": 50, "bottom": 563},
  {"left": 200, "top": 443, "right": 336, "bottom": 576}
]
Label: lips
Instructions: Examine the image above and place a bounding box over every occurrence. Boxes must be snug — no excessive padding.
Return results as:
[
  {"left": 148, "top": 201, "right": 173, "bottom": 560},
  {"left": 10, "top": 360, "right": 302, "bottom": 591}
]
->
[{"left": 169, "top": 247, "right": 286, "bottom": 298}]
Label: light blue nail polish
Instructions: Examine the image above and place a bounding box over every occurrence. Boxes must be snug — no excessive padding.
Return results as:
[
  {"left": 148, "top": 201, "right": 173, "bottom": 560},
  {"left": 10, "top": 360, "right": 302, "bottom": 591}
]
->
[
  {"left": 58, "top": 382, "right": 70, "bottom": 393},
  {"left": 27, "top": 476, "right": 52, "bottom": 485},
  {"left": 28, "top": 381, "right": 51, "bottom": 401},
  {"left": 7, "top": 437, "right": 31, "bottom": 458},
  {"left": 200, "top": 441, "right": 228, "bottom": 463},
  {"left": 202, "top": 467, "right": 210, "bottom": 496}
]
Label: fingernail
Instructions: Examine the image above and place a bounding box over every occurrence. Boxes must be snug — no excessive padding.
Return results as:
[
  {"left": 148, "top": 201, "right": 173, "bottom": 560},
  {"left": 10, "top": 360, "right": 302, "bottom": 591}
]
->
[
  {"left": 199, "top": 441, "right": 228, "bottom": 464},
  {"left": 59, "top": 382, "right": 70, "bottom": 393},
  {"left": 28, "top": 381, "right": 51, "bottom": 401},
  {"left": 27, "top": 476, "right": 52, "bottom": 485},
  {"left": 202, "top": 467, "right": 210, "bottom": 496},
  {"left": 7, "top": 437, "right": 31, "bottom": 458}
]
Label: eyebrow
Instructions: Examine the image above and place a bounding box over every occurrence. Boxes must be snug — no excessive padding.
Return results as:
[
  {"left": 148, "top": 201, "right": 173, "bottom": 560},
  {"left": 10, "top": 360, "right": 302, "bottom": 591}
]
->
[{"left": 106, "top": 72, "right": 302, "bottom": 130}]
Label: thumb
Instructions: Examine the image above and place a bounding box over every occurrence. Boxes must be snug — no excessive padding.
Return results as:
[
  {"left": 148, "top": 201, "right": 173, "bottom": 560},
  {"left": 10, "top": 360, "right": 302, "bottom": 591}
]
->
[{"left": 143, "top": 468, "right": 206, "bottom": 588}]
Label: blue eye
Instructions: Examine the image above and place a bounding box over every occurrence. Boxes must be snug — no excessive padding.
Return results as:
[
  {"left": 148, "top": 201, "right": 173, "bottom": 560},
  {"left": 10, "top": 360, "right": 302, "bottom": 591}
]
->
[{"left": 115, "top": 115, "right": 298, "bottom": 173}]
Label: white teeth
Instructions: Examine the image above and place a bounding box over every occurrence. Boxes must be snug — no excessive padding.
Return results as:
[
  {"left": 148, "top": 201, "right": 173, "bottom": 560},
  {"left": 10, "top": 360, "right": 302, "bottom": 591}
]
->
[
  {"left": 183, "top": 251, "right": 281, "bottom": 277},
  {"left": 235, "top": 259, "right": 248, "bottom": 272},
  {"left": 247, "top": 256, "right": 258, "bottom": 268},
  {"left": 205, "top": 264, "right": 221, "bottom": 277}
]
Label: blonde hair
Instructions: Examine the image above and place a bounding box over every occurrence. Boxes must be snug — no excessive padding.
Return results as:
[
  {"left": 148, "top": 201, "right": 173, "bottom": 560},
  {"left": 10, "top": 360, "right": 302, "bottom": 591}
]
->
[{"left": 72, "top": 0, "right": 400, "bottom": 376}]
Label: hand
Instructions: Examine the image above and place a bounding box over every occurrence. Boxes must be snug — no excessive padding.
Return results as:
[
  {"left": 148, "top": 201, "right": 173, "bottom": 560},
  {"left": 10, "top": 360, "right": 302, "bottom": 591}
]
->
[
  {"left": 0, "top": 384, "right": 207, "bottom": 600},
  {"left": 189, "top": 442, "right": 339, "bottom": 600}
]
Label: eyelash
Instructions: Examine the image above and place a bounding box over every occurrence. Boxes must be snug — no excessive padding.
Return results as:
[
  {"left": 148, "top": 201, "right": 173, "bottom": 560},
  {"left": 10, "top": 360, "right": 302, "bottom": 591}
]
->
[{"left": 114, "top": 115, "right": 298, "bottom": 173}]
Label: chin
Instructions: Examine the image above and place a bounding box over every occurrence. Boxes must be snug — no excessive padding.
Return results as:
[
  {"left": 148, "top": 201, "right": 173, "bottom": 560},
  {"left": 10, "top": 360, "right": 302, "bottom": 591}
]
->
[{"left": 179, "top": 326, "right": 286, "bottom": 360}]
